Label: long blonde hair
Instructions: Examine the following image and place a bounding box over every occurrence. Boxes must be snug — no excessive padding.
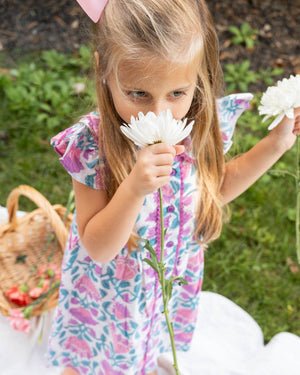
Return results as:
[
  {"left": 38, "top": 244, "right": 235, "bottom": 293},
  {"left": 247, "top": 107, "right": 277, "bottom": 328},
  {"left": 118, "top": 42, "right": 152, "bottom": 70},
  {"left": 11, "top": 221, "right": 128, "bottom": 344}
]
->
[{"left": 93, "top": 0, "right": 225, "bottom": 247}]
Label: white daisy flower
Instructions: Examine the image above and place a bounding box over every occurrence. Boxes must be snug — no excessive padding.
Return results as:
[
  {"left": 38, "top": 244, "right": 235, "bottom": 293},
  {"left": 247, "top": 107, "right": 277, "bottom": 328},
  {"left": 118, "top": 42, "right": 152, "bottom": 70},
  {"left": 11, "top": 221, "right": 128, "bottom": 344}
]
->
[
  {"left": 258, "top": 74, "right": 300, "bottom": 130},
  {"left": 120, "top": 109, "right": 194, "bottom": 148}
]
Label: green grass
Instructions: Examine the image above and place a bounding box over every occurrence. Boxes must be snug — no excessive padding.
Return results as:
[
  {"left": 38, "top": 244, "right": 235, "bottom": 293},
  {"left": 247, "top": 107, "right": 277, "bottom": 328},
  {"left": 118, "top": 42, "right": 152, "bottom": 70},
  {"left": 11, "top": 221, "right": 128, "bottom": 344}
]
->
[
  {"left": 204, "top": 107, "right": 300, "bottom": 342},
  {"left": 0, "top": 48, "right": 299, "bottom": 343}
]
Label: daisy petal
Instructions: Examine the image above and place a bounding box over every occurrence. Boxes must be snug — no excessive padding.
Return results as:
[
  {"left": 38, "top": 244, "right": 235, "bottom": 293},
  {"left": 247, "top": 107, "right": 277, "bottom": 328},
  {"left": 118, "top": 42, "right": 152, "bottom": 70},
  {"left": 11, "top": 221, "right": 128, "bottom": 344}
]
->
[
  {"left": 121, "top": 110, "right": 194, "bottom": 148},
  {"left": 267, "top": 113, "right": 285, "bottom": 130},
  {"left": 260, "top": 74, "right": 300, "bottom": 130},
  {"left": 285, "top": 107, "right": 295, "bottom": 119}
]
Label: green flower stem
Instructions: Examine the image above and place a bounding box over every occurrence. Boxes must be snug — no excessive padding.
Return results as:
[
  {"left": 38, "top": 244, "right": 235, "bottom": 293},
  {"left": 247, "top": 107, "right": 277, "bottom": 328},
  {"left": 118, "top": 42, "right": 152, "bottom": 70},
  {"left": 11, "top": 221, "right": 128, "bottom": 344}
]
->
[
  {"left": 296, "top": 136, "right": 300, "bottom": 264},
  {"left": 269, "top": 135, "right": 300, "bottom": 264},
  {"left": 159, "top": 188, "right": 165, "bottom": 262},
  {"left": 142, "top": 188, "right": 187, "bottom": 374},
  {"left": 161, "top": 292, "right": 179, "bottom": 374},
  {"left": 23, "top": 281, "right": 60, "bottom": 319},
  {"left": 268, "top": 170, "right": 297, "bottom": 179},
  {"left": 158, "top": 187, "right": 180, "bottom": 375}
]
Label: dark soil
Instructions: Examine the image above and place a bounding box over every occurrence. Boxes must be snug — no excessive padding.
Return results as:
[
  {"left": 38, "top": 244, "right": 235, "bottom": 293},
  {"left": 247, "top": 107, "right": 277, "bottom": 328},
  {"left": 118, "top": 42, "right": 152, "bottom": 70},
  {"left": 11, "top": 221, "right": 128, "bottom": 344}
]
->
[{"left": 0, "top": 0, "right": 299, "bottom": 91}]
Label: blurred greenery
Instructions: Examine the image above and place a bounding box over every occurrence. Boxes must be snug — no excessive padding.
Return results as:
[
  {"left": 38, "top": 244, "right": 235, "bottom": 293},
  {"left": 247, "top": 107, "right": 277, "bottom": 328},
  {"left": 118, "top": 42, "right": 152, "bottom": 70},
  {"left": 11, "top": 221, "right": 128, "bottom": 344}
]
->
[
  {"left": 0, "top": 46, "right": 96, "bottom": 210},
  {"left": 0, "top": 45, "right": 299, "bottom": 343},
  {"left": 228, "top": 22, "right": 259, "bottom": 49},
  {"left": 206, "top": 103, "right": 300, "bottom": 342}
]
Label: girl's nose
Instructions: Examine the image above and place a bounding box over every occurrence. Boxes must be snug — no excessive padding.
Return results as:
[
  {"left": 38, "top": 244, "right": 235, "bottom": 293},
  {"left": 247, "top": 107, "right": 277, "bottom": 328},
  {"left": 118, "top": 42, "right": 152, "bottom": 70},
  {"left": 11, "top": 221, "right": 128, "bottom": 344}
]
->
[{"left": 152, "top": 101, "right": 170, "bottom": 116}]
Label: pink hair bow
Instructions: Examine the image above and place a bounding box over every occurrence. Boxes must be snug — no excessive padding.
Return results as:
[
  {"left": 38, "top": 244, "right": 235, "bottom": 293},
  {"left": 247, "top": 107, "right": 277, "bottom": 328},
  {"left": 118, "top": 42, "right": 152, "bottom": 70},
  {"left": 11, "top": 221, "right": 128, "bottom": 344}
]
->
[{"left": 76, "top": 0, "right": 108, "bottom": 23}]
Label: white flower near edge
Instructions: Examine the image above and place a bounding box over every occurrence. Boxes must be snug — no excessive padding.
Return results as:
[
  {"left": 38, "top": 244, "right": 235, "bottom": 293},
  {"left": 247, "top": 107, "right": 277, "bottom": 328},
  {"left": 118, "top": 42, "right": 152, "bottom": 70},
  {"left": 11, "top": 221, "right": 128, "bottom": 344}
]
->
[
  {"left": 120, "top": 109, "right": 194, "bottom": 148},
  {"left": 258, "top": 74, "right": 300, "bottom": 130}
]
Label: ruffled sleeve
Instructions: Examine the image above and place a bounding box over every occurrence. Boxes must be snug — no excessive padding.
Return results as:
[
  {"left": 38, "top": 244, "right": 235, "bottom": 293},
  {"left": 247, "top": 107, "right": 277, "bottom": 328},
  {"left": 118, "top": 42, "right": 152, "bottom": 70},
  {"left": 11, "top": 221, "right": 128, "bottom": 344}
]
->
[
  {"left": 217, "top": 93, "right": 254, "bottom": 154},
  {"left": 51, "top": 111, "right": 106, "bottom": 190}
]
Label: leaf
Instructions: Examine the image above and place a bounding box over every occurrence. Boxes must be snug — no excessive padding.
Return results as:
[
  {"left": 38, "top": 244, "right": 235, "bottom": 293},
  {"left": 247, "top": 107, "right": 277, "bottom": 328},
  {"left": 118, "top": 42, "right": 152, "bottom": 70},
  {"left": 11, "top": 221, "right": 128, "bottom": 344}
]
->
[
  {"left": 241, "top": 22, "right": 251, "bottom": 35},
  {"left": 246, "top": 39, "right": 255, "bottom": 49},
  {"left": 165, "top": 279, "right": 173, "bottom": 303},
  {"left": 143, "top": 239, "right": 160, "bottom": 271},
  {"left": 228, "top": 25, "right": 240, "bottom": 36},
  {"left": 287, "top": 208, "right": 296, "bottom": 222},
  {"left": 15, "top": 254, "right": 27, "bottom": 264},
  {"left": 174, "top": 276, "right": 189, "bottom": 286},
  {"left": 142, "top": 258, "right": 159, "bottom": 273}
]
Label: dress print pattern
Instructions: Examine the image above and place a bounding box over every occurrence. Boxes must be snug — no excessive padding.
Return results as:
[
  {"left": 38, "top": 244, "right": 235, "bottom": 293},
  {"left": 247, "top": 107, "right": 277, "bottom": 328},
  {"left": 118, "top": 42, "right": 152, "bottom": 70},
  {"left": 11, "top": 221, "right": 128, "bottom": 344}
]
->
[{"left": 46, "top": 94, "right": 252, "bottom": 374}]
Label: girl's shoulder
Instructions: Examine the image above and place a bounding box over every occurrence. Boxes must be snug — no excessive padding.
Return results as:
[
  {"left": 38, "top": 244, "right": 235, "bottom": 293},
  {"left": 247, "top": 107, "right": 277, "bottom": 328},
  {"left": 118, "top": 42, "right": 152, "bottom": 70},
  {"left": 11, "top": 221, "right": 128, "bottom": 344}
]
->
[
  {"left": 217, "top": 93, "right": 253, "bottom": 154},
  {"left": 51, "top": 110, "right": 100, "bottom": 153},
  {"left": 51, "top": 110, "right": 106, "bottom": 190}
]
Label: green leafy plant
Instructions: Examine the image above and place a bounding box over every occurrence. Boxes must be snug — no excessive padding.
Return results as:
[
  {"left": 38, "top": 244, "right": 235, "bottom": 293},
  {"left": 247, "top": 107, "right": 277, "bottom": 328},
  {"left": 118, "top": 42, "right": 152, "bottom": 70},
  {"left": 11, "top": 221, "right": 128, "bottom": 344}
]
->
[
  {"left": 258, "top": 67, "right": 284, "bottom": 86},
  {"left": 0, "top": 48, "right": 95, "bottom": 209},
  {"left": 228, "top": 22, "right": 259, "bottom": 49},
  {"left": 268, "top": 137, "right": 300, "bottom": 263},
  {"left": 224, "top": 60, "right": 259, "bottom": 92},
  {"left": 0, "top": 47, "right": 95, "bottom": 140},
  {"left": 258, "top": 75, "right": 300, "bottom": 260}
]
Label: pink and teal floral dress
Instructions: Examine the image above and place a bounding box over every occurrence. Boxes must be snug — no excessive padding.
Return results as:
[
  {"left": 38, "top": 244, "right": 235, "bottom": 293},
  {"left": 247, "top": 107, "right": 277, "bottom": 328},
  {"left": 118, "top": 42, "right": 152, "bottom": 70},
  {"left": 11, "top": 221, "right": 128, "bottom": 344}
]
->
[{"left": 46, "top": 93, "right": 253, "bottom": 374}]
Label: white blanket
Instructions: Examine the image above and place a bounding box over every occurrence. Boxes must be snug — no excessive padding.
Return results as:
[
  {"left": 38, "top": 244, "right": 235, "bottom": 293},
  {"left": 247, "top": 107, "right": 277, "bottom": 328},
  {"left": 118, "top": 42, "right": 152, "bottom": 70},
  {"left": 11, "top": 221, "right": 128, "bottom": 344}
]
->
[
  {"left": 1, "top": 206, "right": 300, "bottom": 375},
  {"left": 0, "top": 292, "right": 300, "bottom": 375}
]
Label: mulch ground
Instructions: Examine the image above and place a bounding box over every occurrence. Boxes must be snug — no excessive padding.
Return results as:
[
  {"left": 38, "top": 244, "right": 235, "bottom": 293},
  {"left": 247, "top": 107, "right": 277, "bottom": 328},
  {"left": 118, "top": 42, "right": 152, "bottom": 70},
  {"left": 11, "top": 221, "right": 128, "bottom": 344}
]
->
[{"left": 1, "top": 0, "right": 299, "bottom": 91}]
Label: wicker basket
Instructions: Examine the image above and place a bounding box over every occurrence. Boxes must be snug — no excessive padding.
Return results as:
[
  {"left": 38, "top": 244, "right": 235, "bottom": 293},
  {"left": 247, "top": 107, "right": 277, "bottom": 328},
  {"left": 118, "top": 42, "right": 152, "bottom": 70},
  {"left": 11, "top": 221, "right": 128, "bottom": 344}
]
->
[{"left": 0, "top": 185, "right": 73, "bottom": 318}]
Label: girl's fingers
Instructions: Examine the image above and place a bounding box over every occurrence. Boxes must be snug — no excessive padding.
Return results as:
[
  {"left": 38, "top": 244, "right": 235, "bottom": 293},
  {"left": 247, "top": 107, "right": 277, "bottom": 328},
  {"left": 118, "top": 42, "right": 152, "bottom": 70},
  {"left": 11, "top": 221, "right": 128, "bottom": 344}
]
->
[
  {"left": 292, "top": 109, "right": 300, "bottom": 134},
  {"left": 294, "top": 106, "right": 300, "bottom": 117},
  {"left": 134, "top": 142, "right": 187, "bottom": 193},
  {"left": 149, "top": 143, "right": 176, "bottom": 156},
  {"left": 293, "top": 122, "right": 300, "bottom": 135},
  {"left": 156, "top": 165, "right": 173, "bottom": 177},
  {"left": 150, "top": 143, "right": 185, "bottom": 156},
  {"left": 149, "top": 143, "right": 186, "bottom": 165},
  {"left": 174, "top": 144, "right": 185, "bottom": 155},
  {"left": 153, "top": 153, "right": 175, "bottom": 166}
]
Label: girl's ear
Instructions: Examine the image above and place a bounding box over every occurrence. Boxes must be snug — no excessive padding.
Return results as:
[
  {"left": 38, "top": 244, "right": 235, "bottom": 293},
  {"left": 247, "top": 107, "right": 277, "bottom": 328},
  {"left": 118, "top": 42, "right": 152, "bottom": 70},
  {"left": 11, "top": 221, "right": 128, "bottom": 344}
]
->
[{"left": 94, "top": 51, "right": 100, "bottom": 67}]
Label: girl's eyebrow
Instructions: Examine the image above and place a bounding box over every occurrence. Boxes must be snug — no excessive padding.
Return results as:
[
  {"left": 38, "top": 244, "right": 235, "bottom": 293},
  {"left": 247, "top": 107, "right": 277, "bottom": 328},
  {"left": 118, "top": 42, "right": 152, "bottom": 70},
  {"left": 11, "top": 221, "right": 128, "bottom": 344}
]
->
[
  {"left": 171, "top": 85, "right": 193, "bottom": 91},
  {"left": 122, "top": 86, "right": 147, "bottom": 92},
  {"left": 121, "top": 84, "right": 194, "bottom": 92},
  {"left": 119, "top": 82, "right": 146, "bottom": 91}
]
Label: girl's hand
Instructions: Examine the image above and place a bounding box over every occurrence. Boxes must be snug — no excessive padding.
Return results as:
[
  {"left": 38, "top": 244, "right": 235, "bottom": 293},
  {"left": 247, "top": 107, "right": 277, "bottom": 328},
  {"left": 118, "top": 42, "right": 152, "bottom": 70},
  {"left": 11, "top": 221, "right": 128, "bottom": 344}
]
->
[
  {"left": 269, "top": 107, "right": 300, "bottom": 152},
  {"left": 126, "top": 143, "right": 185, "bottom": 197}
]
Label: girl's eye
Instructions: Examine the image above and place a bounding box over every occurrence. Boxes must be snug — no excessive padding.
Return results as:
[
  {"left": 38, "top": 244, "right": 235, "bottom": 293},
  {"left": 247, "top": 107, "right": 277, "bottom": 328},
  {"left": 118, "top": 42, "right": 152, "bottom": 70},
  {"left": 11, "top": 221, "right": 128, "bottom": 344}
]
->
[
  {"left": 128, "top": 91, "right": 148, "bottom": 99},
  {"left": 170, "top": 91, "right": 186, "bottom": 98}
]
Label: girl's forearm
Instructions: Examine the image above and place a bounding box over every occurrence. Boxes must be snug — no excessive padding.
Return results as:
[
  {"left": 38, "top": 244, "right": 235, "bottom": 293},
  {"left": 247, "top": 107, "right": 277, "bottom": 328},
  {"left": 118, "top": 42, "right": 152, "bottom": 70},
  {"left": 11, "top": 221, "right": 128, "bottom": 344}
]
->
[
  {"left": 80, "top": 181, "right": 145, "bottom": 263},
  {"left": 221, "top": 132, "right": 287, "bottom": 204}
]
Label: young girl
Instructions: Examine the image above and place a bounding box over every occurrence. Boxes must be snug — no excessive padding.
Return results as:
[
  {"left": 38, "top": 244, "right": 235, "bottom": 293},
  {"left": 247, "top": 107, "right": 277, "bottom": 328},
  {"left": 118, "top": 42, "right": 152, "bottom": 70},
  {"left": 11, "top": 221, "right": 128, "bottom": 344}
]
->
[{"left": 46, "top": 0, "right": 300, "bottom": 374}]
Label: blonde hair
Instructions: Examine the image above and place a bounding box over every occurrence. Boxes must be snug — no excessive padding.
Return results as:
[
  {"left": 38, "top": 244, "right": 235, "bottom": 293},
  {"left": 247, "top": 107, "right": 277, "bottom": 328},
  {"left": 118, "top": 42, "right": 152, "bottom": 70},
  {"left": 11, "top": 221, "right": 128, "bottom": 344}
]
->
[{"left": 93, "top": 0, "right": 225, "bottom": 249}]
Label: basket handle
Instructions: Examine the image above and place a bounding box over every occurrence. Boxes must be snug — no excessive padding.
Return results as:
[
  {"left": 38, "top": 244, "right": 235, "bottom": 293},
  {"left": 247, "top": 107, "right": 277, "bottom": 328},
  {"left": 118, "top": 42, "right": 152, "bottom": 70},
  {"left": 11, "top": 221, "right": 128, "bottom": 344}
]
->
[{"left": 6, "top": 185, "right": 69, "bottom": 250}]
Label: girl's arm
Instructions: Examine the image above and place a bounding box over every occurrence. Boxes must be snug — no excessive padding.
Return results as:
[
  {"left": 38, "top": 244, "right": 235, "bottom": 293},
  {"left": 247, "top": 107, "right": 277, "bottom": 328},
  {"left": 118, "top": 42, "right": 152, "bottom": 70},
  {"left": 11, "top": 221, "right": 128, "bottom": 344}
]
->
[
  {"left": 221, "top": 108, "right": 300, "bottom": 204},
  {"left": 73, "top": 143, "right": 185, "bottom": 263}
]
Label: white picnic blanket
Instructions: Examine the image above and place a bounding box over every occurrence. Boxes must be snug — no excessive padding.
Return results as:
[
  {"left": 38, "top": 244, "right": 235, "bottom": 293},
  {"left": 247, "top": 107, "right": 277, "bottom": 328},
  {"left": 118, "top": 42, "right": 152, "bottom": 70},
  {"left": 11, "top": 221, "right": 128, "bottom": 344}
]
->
[
  {"left": 1, "top": 206, "right": 300, "bottom": 375},
  {"left": 1, "top": 292, "right": 300, "bottom": 375}
]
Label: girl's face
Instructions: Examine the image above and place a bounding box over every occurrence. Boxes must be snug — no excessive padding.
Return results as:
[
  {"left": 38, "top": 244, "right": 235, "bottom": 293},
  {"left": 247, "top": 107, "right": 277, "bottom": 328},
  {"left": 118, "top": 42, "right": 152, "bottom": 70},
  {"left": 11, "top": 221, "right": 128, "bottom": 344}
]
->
[{"left": 108, "top": 57, "right": 198, "bottom": 124}]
